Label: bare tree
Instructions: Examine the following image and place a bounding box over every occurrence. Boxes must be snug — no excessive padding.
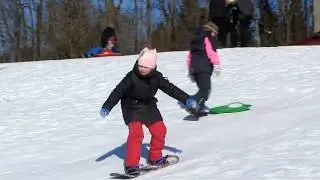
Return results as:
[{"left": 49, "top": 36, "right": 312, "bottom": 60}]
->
[
  {"left": 1, "top": 0, "right": 312, "bottom": 63},
  {"left": 157, "top": 0, "right": 180, "bottom": 50},
  {"left": 258, "top": 0, "right": 279, "bottom": 46},
  {"left": 36, "top": 0, "right": 43, "bottom": 60},
  {"left": 147, "top": 0, "right": 152, "bottom": 46},
  {"left": 134, "top": 0, "right": 139, "bottom": 52},
  {"left": 105, "top": 0, "right": 124, "bottom": 29}
]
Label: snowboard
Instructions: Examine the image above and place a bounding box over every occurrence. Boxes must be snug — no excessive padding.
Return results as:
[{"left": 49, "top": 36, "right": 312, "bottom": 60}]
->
[{"left": 109, "top": 155, "right": 179, "bottom": 179}]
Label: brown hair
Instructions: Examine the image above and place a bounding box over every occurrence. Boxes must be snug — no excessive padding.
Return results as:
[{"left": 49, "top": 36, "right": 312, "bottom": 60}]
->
[{"left": 203, "top": 22, "right": 219, "bottom": 34}]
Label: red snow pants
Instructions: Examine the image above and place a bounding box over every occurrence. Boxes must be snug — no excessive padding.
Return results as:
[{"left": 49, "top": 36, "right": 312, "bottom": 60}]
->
[{"left": 125, "top": 120, "right": 167, "bottom": 167}]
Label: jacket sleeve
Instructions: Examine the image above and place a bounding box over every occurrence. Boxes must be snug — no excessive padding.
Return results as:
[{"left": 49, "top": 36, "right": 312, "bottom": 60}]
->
[
  {"left": 158, "top": 72, "right": 190, "bottom": 103},
  {"left": 187, "top": 51, "right": 191, "bottom": 69},
  {"left": 204, "top": 37, "right": 220, "bottom": 65},
  {"left": 102, "top": 72, "right": 132, "bottom": 110},
  {"left": 87, "top": 47, "right": 104, "bottom": 57}
]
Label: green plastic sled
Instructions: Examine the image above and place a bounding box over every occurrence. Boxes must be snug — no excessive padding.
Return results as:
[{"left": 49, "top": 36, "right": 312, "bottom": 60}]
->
[{"left": 208, "top": 102, "right": 252, "bottom": 114}]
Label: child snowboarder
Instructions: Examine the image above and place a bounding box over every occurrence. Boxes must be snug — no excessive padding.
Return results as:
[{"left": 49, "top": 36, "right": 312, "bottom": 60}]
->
[
  {"left": 99, "top": 47, "right": 198, "bottom": 175},
  {"left": 186, "top": 21, "right": 221, "bottom": 115},
  {"left": 83, "top": 26, "right": 120, "bottom": 58}
]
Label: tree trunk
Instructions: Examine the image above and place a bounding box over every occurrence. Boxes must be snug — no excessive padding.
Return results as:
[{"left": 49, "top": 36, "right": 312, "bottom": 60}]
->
[
  {"left": 36, "top": 0, "right": 43, "bottom": 60},
  {"left": 134, "top": 0, "right": 139, "bottom": 52},
  {"left": 314, "top": 0, "right": 320, "bottom": 32},
  {"left": 147, "top": 0, "right": 152, "bottom": 46}
]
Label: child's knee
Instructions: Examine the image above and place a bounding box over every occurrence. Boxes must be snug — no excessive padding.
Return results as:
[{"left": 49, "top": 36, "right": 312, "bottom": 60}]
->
[
  {"left": 128, "top": 122, "right": 144, "bottom": 140},
  {"left": 150, "top": 121, "right": 167, "bottom": 137},
  {"left": 158, "top": 123, "right": 167, "bottom": 137}
]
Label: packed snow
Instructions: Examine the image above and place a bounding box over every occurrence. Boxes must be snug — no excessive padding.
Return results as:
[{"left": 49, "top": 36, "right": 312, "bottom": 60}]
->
[{"left": 1, "top": 46, "right": 320, "bottom": 179}]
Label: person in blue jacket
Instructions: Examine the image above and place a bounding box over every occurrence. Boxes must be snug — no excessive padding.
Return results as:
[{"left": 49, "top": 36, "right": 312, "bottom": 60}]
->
[{"left": 83, "top": 26, "right": 120, "bottom": 58}]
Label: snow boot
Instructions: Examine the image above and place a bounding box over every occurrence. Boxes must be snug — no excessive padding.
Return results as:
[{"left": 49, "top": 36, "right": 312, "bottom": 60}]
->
[
  {"left": 147, "top": 156, "right": 168, "bottom": 167},
  {"left": 124, "top": 165, "right": 140, "bottom": 175}
]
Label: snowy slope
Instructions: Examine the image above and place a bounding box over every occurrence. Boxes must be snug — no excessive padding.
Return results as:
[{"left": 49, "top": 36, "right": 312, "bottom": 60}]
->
[{"left": 1, "top": 46, "right": 320, "bottom": 180}]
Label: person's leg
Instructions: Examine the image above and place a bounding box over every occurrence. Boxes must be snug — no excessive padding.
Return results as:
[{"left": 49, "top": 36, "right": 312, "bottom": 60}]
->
[
  {"left": 229, "top": 22, "right": 239, "bottom": 47},
  {"left": 212, "top": 18, "right": 228, "bottom": 48},
  {"left": 239, "top": 18, "right": 252, "bottom": 47},
  {"left": 125, "top": 121, "right": 144, "bottom": 167},
  {"left": 193, "top": 73, "right": 212, "bottom": 110},
  {"left": 147, "top": 121, "right": 167, "bottom": 164}
]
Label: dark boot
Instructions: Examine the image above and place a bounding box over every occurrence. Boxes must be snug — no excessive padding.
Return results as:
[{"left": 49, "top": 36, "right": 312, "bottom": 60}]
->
[
  {"left": 198, "top": 103, "right": 209, "bottom": 116},
  {"left": 124, "top": 165, "right": 140, "bottom": 175},
  {"left": 147, "top": 156, "right": 168, "bottom": 167}
]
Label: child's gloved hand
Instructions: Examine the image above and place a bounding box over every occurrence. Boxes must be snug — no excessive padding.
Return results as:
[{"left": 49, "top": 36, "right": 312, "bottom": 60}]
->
[
  {"left": 185, "top": 98, "right": 198, "bottom": 109},
  {"left": 100, "top": 108, "right": 110, "bottom": 119},
  {"left": 213, "top": 64, "right": 221, "bottom": 76}
]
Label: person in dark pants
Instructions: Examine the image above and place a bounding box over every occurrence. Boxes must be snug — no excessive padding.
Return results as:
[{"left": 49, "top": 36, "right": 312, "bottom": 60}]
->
[
  {"left": 99, "top": 48, "right": 198, "bottom": 175},
  {"left": 186, "top": 22, "right": 221, "bottom": 115},
  {"left": 227, "top": 1, "right": 240, "bottom": 47},
  {"left": 209, "top": 0, "right": 228, "bottom": 47},
  {"left": 209, "top": 0, "right": 240, "bottom": 48},
  {"left": 237, "top": 0, "right": 254, "bottom": 47}
]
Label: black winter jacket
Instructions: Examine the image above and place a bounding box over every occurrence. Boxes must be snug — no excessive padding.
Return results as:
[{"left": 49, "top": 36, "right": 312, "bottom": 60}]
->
[
  {"left": 237, "top": 0, "right": 254, "bottom": 19},
  {"left": 189, "top": 27, "right": 218, "bottom": 75},
  {"left": 209, "top": 0, "right": 228, "bottom": 19},
  {"left": 102, "top": 62, "right": 190, "bottom": 125}
]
